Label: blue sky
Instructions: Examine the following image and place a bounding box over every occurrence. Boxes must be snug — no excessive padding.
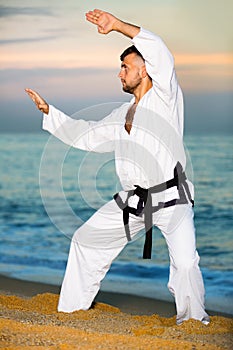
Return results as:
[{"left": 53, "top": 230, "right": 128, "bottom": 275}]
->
[{"left": 0, "top": 0, "right": 232, "bottom": 133}]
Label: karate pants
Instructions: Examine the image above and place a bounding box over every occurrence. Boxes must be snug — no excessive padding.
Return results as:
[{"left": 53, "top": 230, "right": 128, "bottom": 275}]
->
[{"left": 58, "top": 199, "right": 209, "bottom": 323}]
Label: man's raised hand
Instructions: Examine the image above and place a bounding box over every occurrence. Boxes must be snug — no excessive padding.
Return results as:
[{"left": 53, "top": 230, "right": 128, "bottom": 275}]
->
[
  {"left": 85, "top": 9, "right": 119, "bottom": 34},
  {"left": 85, "top": 9, "right": 140, "bottom": 39},
  {"left": 25, "top": 88, "right": 49, "bottom": 114}
]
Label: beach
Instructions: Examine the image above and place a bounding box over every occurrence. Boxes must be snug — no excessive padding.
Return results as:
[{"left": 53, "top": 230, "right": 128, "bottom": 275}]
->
[{"left": 0, "top": 275, "right": 232, "bottom": 349}]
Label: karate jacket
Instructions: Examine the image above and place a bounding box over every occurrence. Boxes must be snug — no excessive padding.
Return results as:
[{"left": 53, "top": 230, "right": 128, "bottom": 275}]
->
[{"left": 42, "top": 28, "right": 193, "bottom": 204}]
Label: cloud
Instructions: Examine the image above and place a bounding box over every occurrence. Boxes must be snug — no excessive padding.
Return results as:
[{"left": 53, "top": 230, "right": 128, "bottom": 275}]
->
[
  {"left": 174, "top": 53, "right": 233, "bottom": 66},
  {"left": 0, "top": 35, "right": 59, "bottom": 45},
  {"left": 0, "top": 5, "right": 54, "bottom": 17}
]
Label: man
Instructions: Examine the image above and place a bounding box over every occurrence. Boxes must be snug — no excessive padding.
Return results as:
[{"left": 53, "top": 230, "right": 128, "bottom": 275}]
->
[{"left": 26, "top": 9, "right": 209, "bottom": 325}]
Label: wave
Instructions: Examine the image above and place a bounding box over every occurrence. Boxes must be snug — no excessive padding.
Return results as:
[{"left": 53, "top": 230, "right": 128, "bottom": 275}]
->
[{"left": 0, "top": 254, "right": 66, "bottom": 271}]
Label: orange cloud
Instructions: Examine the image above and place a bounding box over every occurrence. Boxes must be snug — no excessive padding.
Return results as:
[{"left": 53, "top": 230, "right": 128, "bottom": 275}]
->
[
  {"left": 1, "top": 49, "right": 232, "bottom": 93},
  {"left": 174, "top": 53, "right": 233, "bottom": 66},
  {"left": 0, "top": 47, "right": 119, "bottom": 69},
  {"left": 1, "top": 49, "right": 232, "bottom": 70}
]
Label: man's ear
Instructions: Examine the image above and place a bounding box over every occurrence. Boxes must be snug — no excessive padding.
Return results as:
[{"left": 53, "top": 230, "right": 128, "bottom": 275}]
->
[{"left": 140, "top": 64, "right": 147, "bottom": 78}]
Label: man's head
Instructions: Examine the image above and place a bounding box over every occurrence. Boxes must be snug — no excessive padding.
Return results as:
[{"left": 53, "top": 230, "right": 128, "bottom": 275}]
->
[
  {"left": 118, "top": 45, "right": 151, "bottom": 95},
  {"left": 120, "top": 45, "right": 144, "bottom": 62}
]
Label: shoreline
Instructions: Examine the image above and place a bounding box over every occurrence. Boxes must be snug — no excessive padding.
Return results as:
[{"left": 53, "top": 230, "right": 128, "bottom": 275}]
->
[
  {"left": 1, "top": 274, "right": 232, "bottom": 349},
  {"left": 0, "top": 274, "right": 175, "bottom": 317},
  {"left": 0, "top": 274, "right": 231, "bottom": 318}
]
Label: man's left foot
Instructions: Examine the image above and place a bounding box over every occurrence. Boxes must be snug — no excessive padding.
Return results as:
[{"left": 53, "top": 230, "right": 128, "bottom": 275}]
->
[{"left": 201, "top": 316, "right": 210, "bottom": 325}]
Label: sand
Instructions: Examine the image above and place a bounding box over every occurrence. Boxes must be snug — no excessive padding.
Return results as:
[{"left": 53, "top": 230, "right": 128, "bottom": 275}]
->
[{"left": 0, "top": 275, "right": 232, "bottom": 349}]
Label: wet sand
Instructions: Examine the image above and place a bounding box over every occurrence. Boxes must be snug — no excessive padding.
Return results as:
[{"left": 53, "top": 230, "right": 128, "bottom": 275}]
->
[{"left": 0, "top": 275, "right": 232, "bottom": 349}]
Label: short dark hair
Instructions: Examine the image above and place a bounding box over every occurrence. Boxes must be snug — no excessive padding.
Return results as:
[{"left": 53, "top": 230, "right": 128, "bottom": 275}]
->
[{"left": 120, "top": 45, "right": 144, "bottom": 61}]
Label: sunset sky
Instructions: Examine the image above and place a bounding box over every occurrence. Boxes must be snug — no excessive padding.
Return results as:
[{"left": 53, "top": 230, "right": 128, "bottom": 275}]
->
[{"left": 0, "top": 0, "right": 232, "bottom": 133}]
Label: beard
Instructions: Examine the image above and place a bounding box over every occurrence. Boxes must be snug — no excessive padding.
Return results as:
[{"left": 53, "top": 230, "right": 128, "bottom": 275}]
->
[
  {"left": 121, "top": 77, "right": 142, "bottom": 94},
  {"left": 122, "top": 85, "right": 134, "bottom": 94}
]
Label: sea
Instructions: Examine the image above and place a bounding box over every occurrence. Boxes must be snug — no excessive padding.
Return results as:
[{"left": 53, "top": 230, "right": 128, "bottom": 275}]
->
[{"left": 0, "top": 132, "right": 232, "bottom": 315}]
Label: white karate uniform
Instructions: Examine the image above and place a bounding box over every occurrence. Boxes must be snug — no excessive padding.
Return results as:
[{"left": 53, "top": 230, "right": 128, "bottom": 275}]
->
[{"left": 42, "top": 28, "right": 209, "bottom": 323}]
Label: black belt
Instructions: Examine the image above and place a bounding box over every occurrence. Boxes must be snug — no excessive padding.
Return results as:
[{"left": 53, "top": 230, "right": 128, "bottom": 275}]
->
[{"left": 113, "top": 162, "right": 194, "bottom": 259}]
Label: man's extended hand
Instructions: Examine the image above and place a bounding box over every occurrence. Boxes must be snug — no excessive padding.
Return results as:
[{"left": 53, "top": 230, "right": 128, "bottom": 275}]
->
[
  {"left": 25, "top": 88, "right": 49, "bottom": 114},
  {"left": 85, "top": 9, "right": 118, "bottom": 34}
]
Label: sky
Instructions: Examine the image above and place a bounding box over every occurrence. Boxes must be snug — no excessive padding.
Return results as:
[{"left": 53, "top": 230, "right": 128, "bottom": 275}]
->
[{"left": 0, "top": 0, "right": 232, "bottom": 133}]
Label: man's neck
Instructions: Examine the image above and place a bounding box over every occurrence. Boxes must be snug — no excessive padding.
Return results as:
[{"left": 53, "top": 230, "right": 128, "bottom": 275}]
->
[{"left": 134, "top": 80, "right": 153, "bottom": 104}]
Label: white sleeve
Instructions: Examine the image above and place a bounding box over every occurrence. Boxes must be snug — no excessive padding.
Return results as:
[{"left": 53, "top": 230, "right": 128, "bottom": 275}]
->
[
  {"left": 42, "top": 105, "right": 117, "bottom": 153},
  {"left": 132, "top": 28, "right": 177, "bottom": 102}
]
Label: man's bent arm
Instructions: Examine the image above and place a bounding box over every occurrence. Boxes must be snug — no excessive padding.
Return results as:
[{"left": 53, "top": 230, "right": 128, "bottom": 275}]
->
[
  {"left": 114, "top": 20, "right": 140, "bottom": 39},
  {"left": 86, "top": 10, "right": 177, "bottom": 100}
]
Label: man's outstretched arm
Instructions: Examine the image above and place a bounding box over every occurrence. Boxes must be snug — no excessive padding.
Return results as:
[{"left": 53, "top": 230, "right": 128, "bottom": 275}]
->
[{"left": 86, "top": 9, "right": 140, "bottom": 39}]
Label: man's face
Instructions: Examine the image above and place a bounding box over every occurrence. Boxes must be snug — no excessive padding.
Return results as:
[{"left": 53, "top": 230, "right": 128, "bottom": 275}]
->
[{"left": 118, "top": 53, "right": 144, "bottom": 94}]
